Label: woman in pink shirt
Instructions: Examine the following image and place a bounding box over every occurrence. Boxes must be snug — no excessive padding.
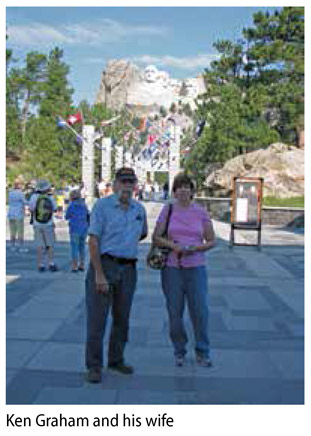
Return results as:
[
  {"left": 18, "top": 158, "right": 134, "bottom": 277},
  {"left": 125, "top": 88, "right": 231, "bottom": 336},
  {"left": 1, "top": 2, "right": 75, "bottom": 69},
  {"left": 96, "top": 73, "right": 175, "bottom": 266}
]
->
[{"left": 152, "top": 173, "right": 216, "bottom": 367}]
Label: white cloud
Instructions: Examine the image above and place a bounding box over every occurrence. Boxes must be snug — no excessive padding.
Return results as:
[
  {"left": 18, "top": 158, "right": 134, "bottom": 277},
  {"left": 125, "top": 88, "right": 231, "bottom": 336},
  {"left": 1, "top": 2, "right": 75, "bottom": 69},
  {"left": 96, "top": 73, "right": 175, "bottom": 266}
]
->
[
  {"left": 132, "top": 54, "right": 219, "bottom": 70},
  {"left": 7, "top": 23, "right": 70, "bottom": 46},
  {"left": 7, "top": 19, "right": 169, "bottom": 47}
]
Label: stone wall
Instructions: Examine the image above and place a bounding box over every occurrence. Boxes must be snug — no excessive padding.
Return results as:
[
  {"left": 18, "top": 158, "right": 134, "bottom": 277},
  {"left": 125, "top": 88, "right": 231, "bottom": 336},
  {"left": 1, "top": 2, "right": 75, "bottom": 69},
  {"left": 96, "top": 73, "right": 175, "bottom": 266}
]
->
[
  {"left": 194, "top": 197, "right": 304, "bottom": 227},
  {"left": 261, "top": 207, "right": 304, "bottom": 227}
]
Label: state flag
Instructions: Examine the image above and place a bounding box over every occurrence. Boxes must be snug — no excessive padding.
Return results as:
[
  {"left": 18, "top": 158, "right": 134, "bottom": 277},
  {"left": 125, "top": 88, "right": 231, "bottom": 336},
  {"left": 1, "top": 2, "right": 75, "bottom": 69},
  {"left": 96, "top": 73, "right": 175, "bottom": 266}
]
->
[
  {"left": 56, "top": 116, "right": 68, "bottom": 129},
  {"left": 67, "top": 112, "right": 83, "bottom": 125}
]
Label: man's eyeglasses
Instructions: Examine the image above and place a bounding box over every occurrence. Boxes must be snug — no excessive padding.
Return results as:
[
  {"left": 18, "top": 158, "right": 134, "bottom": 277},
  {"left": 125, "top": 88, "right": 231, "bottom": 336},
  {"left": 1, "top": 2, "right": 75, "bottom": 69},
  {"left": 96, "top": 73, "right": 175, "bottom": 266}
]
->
[{"left": 119, "top": 178, "right": 136, "bottom": 184}]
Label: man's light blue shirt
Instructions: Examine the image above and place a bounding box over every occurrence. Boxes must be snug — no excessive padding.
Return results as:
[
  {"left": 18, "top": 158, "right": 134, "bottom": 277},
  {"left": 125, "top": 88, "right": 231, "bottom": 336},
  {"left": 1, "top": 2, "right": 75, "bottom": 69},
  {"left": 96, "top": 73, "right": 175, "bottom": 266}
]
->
[{"left": 88, "top": 194, "right": 148, "bottom": 259}]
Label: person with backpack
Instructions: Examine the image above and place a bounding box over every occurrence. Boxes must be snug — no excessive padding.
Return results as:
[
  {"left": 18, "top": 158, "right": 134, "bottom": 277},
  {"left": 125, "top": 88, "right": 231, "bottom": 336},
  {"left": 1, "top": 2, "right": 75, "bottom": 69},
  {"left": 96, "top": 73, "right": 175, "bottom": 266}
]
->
[
  {"left": 29, "top": 180, "right": 58, "bottom": 272},
  {"left": 65, "top": 189, "right": 90, "bottom": 272}
]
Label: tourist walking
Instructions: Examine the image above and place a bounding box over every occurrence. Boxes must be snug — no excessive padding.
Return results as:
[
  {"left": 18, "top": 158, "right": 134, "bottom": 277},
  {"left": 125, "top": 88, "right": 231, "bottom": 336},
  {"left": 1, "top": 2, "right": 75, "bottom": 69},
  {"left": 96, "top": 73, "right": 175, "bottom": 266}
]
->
[
  {"left": 79, "top": 181, "right": 86, "bottom": 200},
  {"left": 162, "top": 181, "right": 169, "bottom": 200},
  {"left": 144, "top": 181, "right": 152, "bottom": 201},
  {"left": 85, "top": 167, "right": 148, "bottom": 383},
  {"left": 7, "top": 179, "right": 28, "bottom": 252},
  {"left": 152, "top": 173, "right": 216, "bottom": 367},
  {"left": 65, "top": 189, "right": 90, "bottom": 272},
  {"left": 55, "top": 189, "right": 65, "bottom": 219},
  {"left": 104, "top": 182, "right": 113, "bottom": 197},
  {"left": 29, "top": 180, "right": 58, "bottom": 272},
  {"left": 98, "top": 179, "right": 106, "bottom": 198}
]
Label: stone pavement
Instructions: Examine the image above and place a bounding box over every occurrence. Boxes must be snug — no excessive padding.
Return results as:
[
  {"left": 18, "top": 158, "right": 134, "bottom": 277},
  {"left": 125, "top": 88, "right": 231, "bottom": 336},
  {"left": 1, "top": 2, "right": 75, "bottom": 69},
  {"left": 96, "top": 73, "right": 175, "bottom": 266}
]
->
[{"left": 6, "top": 201, "right": 304, "bottom": 404}]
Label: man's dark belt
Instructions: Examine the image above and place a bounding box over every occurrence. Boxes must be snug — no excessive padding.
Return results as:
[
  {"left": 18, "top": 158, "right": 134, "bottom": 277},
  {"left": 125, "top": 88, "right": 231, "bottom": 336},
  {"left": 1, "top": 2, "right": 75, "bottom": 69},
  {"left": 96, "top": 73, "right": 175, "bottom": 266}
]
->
[{"left": 101, "top": 253, "right": 137, "bottom": 266}]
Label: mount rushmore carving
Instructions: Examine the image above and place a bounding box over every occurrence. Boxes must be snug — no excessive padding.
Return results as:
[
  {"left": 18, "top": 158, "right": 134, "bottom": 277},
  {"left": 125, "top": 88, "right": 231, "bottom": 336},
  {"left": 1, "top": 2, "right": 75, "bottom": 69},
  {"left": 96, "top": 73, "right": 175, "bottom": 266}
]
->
[{"left": 95, "top": 59, "right": 206, "bottom": 111}]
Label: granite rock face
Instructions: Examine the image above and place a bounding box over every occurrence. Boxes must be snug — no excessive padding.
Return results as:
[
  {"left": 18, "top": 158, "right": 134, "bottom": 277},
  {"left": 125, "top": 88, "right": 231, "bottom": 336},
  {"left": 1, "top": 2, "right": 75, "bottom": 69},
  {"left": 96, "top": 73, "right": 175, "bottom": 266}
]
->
[
  {"left": 95, "top": 59, "right": 140, "bottom": 110},
  {"left": 95, "top": 59, "right": 206, "bottom": 111},
  {"left": 205, "top": 143, "right": 304, "bottom": 198}
]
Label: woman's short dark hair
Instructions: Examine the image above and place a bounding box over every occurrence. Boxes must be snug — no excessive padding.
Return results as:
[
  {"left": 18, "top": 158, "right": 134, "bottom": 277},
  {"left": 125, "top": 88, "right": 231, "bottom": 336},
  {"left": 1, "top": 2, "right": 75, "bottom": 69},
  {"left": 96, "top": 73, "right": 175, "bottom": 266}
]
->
[{"left": 172, "top": 173, "right": 196, "bottom": 198}]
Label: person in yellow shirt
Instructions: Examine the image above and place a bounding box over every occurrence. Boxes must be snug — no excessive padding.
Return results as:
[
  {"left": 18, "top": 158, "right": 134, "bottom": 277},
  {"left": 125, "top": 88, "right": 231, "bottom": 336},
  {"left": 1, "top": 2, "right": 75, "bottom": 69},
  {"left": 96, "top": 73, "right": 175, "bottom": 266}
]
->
[{"left": 55, "top": 190, "right": 65, "bottom": 219}]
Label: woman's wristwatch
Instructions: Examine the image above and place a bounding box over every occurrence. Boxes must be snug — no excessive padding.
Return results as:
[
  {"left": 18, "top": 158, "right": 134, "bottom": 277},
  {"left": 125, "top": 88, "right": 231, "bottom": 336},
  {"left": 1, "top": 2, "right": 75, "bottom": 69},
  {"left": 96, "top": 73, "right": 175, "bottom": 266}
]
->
[{"left": 184, "top": 245, "right": 196, "bottom": 252}]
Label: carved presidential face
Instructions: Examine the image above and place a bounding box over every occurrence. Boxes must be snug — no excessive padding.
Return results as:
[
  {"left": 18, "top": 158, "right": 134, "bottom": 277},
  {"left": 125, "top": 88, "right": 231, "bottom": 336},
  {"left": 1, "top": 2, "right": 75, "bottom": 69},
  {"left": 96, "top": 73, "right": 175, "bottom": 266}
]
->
[
  {"left": 168, "top": 79, "right": 181, "bottom": 94},
  {"left": 143, "top": 65, "right": 159, "bottom": 83},
  {"left": 158, "top": 71, "right": 170, "bottom": 87}
]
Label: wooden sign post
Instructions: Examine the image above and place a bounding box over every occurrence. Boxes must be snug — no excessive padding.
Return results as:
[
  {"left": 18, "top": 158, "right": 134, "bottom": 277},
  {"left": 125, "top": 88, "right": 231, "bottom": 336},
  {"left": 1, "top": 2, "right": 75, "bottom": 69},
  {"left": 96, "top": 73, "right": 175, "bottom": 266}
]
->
[{"left": 229, "top": 177, "right": 264, "bottom": 250}]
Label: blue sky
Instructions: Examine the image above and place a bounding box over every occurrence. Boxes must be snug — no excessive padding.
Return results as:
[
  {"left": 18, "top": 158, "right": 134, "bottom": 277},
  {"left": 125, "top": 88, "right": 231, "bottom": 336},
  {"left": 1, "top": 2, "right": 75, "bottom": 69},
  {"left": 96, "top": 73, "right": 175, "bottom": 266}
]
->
[{"left": 6, "top": 6, "right": 280, "bottom": 105}]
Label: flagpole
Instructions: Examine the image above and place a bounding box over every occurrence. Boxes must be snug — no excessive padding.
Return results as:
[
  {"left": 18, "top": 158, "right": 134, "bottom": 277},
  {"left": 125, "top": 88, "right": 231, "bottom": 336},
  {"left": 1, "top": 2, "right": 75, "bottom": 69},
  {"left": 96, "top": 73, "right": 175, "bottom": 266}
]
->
[
  {"left": 57, "top": 115, "right": 86, "bottom": 141},
  {"left": 80, "top": 108, "right": 84, "bottom": 131}
]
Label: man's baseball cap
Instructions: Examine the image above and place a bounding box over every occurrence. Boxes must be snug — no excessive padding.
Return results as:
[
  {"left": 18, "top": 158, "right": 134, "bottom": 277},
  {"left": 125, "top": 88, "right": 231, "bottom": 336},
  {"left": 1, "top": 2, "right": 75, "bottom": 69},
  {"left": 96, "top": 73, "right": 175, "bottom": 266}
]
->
[{"left": 115, "top": 167, "right": 137, "bottom": 182}]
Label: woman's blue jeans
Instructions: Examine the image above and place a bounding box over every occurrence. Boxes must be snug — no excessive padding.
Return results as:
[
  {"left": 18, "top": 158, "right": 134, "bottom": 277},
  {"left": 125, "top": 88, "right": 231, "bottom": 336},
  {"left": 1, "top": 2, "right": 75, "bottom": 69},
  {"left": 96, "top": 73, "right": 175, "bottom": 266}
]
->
[
  {"left": 161, "top": 265, "right": 210, "bottom": 358},
  {"left": 70, "top": 232, "right": 86, "bottom": 263}
]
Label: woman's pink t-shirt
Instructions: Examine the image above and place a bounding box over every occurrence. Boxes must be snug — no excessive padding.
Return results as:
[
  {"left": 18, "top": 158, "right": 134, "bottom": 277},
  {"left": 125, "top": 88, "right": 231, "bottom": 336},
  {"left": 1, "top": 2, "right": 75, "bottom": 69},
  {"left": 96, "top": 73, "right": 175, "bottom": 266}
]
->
[{"left": 157, "top": 202, "right": 211, "bottom": 268}]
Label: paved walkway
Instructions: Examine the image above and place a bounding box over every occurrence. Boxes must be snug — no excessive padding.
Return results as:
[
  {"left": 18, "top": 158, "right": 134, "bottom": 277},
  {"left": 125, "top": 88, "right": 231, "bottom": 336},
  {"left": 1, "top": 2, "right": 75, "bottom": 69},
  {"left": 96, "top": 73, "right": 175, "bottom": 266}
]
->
[{"left": 6, "top": 201, "right": 304, "bottom": 404}]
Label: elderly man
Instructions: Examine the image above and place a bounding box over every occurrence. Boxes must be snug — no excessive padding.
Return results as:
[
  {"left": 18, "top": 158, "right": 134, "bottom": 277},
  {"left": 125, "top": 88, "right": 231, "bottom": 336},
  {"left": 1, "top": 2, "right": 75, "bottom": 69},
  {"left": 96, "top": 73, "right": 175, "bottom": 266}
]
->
[{"left": 85, "top": 167, "right": 148, "bottom": 383}]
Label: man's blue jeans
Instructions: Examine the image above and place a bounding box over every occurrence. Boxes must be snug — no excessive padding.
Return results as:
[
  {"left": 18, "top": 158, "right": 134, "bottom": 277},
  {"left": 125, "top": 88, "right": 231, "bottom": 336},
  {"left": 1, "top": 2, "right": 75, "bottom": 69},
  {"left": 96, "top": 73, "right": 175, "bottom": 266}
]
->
[
  {"left": 85, "top": 257, "right": 137, "bottom": 369},
  {"left": 70, "top": 232, "right": 87, "bottom": 263},
  {"left": 161, "top": 265, "right": 210, "bottom": 358}
]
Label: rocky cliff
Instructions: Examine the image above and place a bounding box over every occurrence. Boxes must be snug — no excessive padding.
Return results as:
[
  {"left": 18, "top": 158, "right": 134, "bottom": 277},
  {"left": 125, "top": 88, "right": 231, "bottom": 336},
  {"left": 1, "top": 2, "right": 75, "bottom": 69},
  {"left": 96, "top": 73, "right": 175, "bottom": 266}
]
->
[
  {"left": 95, "top": 59, "right": 206, "bottom": 111},
  {"left": 205, "top": 143, "right": 304, "bottom": 198}
]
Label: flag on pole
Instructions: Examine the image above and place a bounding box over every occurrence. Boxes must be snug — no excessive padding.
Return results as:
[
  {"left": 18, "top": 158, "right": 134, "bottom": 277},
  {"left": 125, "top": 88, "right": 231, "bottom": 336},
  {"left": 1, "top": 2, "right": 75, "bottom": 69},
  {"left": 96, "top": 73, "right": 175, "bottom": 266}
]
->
[
  {"left": 195, "top": 120, "right": 206, "bottom": 137},
  {"left": 67, "top": 112, "right": 83, "bottom": 126},
  {"left": 75, "top": 135, "right": 83, "bottom": 145},
  {"left": 56, "top": 116, "right": 68, "bottom": 129}
]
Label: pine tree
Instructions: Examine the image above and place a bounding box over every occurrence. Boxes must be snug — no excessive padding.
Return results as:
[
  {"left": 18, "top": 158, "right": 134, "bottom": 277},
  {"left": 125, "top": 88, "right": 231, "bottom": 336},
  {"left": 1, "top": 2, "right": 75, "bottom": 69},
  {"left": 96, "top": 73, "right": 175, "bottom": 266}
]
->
[
  {"left": 6, "top": 45, "right": 23, "bottom": 156},
  {"left": 19, "top": 52, "right": 47, "bottom": 139},
  {"left": 243, "top": 7, "right": 304, "bottom": 143},
  {"left": 185, "top": 6, "right": 304, "bottom": 182},
  {"left": 39, "top": 47, "right": 73, "bottom": 118},
  {"left": 23, "top": 47, "right": 78, "bottom": 186}
]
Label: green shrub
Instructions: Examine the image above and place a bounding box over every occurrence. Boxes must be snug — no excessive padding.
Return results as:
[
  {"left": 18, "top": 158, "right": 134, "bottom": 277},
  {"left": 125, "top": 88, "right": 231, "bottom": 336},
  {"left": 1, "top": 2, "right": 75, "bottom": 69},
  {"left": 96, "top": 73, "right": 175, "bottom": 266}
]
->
[{"left": 263, "top": 196, "right": 304, "bottom": 208}]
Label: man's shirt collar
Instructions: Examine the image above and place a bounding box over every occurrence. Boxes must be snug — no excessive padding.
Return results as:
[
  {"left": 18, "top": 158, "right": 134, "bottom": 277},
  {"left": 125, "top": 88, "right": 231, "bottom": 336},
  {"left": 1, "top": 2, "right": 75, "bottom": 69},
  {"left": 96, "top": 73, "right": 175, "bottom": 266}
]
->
[{"left": 111, "top": 193, "right": 135, "bottom": 209}]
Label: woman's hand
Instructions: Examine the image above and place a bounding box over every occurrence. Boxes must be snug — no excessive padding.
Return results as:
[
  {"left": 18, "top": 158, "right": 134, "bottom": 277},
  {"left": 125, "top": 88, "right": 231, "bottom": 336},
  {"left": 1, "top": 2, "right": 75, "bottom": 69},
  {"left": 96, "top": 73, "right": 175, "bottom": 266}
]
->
[
  {"left": 184, "top": 245, "right": 197, "bottom": 255},
  {"left": 172, "top": 243, "right": 185, "bottom": 255}
]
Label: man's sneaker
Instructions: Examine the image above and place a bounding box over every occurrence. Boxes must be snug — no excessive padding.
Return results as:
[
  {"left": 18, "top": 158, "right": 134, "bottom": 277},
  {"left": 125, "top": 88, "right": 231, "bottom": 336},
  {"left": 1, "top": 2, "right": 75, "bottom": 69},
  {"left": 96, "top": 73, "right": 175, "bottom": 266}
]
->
[
  {"left": 38, "top": 266, "right": 46, "bottom": 272},
  {"left": 108, "top": 362, "right": 134, "bottom": 374},
  {"left": 49, "top": 264, "right": 58, "bottom": 272},
  {"left": 175, "top": 355, "right": 185, "bottom": 367},
  {"left": 85, "top": 367, "right": 102, "bottom": 383},
  {"left": 196, "top": 355, "right": 213, "bottom": 367}
]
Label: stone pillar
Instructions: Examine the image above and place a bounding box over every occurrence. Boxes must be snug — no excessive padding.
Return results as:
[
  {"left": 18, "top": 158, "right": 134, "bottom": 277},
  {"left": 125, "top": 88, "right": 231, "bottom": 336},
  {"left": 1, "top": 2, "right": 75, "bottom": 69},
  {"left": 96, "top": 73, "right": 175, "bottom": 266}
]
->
[
  {"left": 115, "top": 145, "right": 124, "bottom": 171},
  {"left": 82, "top": 125, "right": 95, "bottom": 208},
  {"left": 169, "top": 124, "right": 181, "bottom": 192},
  {"left": 135, "top": 159, "right": 142, "bottom": 182},
  {"left": 101, "top": 137, "right": 112, "bottom": 181},
  {"left": 124, "top": 150, "right": 133, "bottom": 167},
  {"left": 149, "top": 171, "right": 155, "bottom": 182}
]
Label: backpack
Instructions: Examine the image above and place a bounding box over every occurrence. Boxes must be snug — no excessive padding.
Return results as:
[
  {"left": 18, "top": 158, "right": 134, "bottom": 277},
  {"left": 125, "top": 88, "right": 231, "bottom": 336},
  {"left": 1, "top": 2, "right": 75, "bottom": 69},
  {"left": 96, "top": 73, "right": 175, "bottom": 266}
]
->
[{"left": 34, "top": 194, "right": 54, "bottom": 224}]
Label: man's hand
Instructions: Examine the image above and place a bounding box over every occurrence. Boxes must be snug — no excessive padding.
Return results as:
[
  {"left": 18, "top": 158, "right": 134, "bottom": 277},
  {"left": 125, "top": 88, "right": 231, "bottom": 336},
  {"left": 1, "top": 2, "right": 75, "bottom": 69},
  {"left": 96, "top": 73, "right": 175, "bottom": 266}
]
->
[{"left": 95, "top": 272, "right": 109, "bottom": 294}]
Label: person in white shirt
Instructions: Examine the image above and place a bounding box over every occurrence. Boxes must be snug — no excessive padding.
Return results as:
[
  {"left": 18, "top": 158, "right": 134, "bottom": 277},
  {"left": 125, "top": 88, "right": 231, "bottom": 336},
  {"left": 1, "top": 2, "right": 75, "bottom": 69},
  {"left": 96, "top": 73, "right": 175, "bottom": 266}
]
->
[
  {"left": 144, "top": 182, "right": 152, "bottom": 201},
  {"left": 98, "top": 179, "right": 106, "bottom": 198},
  {"left": 7, "top": 179, "right": 28, "bottom": 252}
]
